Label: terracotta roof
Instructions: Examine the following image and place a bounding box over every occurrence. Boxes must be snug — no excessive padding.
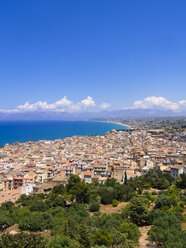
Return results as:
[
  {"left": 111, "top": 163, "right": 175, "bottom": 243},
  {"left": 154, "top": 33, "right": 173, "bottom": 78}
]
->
[
  {"left": 53, "top": 176, "right": 66, "bottom": 182},
  {"left": 163, "top": 168, "right": 171, "bottom": 172},
  {"left": 84, "top": 171, "right": 92, "bottom": 176},
  {"left": 58, "top": 161, "right": 67, "bottom": 164},
  {"left": 9, "top": 153, "right": 22, "bottom": 160},
  {"left": 24, "top": 174, "right": 34, "bottom": 180},
  {"left": 94, "top": 162, "right": 101, "bottom": 167},
  {"left": 171, "top": 164, "right": 183, "bottom": 170}
]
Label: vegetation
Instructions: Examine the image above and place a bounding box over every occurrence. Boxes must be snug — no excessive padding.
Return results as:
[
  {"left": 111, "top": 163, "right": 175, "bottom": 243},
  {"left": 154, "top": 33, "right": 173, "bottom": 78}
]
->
[
  {"left": 112, "top": 199, "right": 119, "bottom": 207},
  {"left": 89, "top": 201, "right": 100, "bottom": 212},
  {"left": 0, "top": 170, "right": 185, "bottom": 247},
  {"left": 148, "top": 211, "right": 186, "bottom": 248},
  {"left": 0, "top": 233, "right": 48, "bottom": 248}
]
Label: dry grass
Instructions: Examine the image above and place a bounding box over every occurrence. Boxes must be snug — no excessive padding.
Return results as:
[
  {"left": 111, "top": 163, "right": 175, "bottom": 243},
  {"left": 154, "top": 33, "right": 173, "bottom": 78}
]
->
[
  {"left": 4, "top": 224, "right": 19, "bottom": 235},
  {"left": 99, "top": 201, "right": 129, "bottom": 215},
  {"left": 181, "top": 222, "right": 186, "bottom": 231},
  {"left": 89, "top": 201, "right": 129, "bottom": 216}
]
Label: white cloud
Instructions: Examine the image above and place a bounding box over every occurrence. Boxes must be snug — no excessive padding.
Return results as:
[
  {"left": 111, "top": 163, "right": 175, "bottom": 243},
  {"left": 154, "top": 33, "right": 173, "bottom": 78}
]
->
[
  {"left": 178, "top": 100, "right": 186, "bottom": 111},
  {"left": 55, "top": 96, "right": 73, "bottom": 107},
  {"left": 127, "top": 96, "right": 186, "bottom": 112},
  {"left": 81, "top": 96, "right": 95, "bottom": 108},
  {"left": 100, "top": 102, "right": 110, "bottom": 109},
  {"left": 15, "top": 96, "right": 73, "bottom": 112},
  {"left": 1, "top": 96, "right": 98, "bottom": 113},
  {"left": 3, "top": 95, "right": 185, "bottom": 114}
]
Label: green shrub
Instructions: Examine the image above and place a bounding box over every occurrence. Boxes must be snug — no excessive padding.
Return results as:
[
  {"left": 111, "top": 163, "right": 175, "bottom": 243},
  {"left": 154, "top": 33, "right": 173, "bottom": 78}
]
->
[
  {"left": 18, "top": 213, "right": 46, "bottom": 231},
  {"left": 155, "top": 194, "right": 175, "bottom": 209},
  {"left": 96, "top": 187, "right": 115, "bottom": 205},
  {"left": 29, "top": 201, "right": 49, "bottom": 212},
  {"left": 0, "top": 233, "right": 48, "bottom": 248},
  {"left": 52, "top": 184, "right": 66, "bottom": 194},
  {"left": 53, "top": 196, "right": 66, "bottom": 207},
  {"left": 92, "top": 230, "right": 112, "bottom": 246},
  {"left": 126, "top": 197, "right": 149, "bottom": 226},
  {"left": 93, "top": 211, "right": 101, "bottom": 217},
  {"left": 152, "top": 191, "right": 157, "bottom": 195},
  {"left": 89, "top": 201, "right": 100, "bottom": 212},
  {"left": 120, "top": 221, "right": 141, "bottom": 244},
  {"left": 49, "top": 235, "right": 81, "bottom": 248},
  {"left": 144, "top": 183, "right": 151, "bottom": 189},
  {"left": 112, "top": 199, "right": 119, "bottom": 207}
]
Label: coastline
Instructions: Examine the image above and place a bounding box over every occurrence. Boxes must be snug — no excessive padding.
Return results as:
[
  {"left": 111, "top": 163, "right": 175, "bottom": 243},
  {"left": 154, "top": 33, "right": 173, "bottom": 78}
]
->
[{"left": 99, "top": 120, "right": 132, "bottom": 129}]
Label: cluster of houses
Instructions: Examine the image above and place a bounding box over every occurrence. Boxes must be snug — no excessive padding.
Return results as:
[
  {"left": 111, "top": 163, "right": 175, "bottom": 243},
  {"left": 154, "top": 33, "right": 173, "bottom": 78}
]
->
[{"left": 0, "top": 129, "right": 185, "bottom": 204}]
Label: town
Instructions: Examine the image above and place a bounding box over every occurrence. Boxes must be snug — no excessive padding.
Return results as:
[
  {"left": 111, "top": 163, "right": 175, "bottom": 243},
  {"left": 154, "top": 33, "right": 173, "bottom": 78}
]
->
[{"left": 0, "top": 126, "right": 186, "bottom": 204}]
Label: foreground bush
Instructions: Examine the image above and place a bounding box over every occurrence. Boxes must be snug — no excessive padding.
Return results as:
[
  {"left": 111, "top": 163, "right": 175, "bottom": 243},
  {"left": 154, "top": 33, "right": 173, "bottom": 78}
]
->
[
  {"left": 148, "top": 211, "right": 186, "bottom": 248},
  {"left": 112, "top": 199, "right": 119, "bottom": 207},
  {"left": 92, "top": 230, "right": 113, "bottom": 246},
  {"left": 89, "top": 201, "right": 100, "bottom": 212},
  {"left": 49, "top": 235, "right": 81, "bottom": 248},
  {"left": 120, "top": 221, "right": 141, "bottom": 245},
  {"left": 0, "top": 233, "right": 48, "bottom": 248}
]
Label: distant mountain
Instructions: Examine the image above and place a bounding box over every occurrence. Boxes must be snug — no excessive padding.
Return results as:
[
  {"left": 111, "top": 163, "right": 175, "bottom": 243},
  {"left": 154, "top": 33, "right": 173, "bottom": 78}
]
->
[{"left": 0, "top": 109, "right": 186, "bottom": 120}]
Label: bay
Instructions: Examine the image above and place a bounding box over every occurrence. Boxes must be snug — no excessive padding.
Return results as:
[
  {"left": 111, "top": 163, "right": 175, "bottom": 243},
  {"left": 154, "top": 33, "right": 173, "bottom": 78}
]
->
[{"left": 0, "top": 120, "right": 128, "bottom": 146}]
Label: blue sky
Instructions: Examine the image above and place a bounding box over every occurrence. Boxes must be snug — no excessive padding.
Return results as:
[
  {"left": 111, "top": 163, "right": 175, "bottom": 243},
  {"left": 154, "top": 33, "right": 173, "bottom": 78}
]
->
[{"left": 0, "top": 0, "right": 186, "bottom": 112}]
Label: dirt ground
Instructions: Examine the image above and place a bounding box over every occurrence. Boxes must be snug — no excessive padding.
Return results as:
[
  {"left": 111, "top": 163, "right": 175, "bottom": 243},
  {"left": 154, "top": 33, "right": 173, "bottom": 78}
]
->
[
  {"left": 181, "top": 207, "right": 186, "bottom": 231},
  {"left": 138, "top": 226, "right": 157, "bottom": 248},
  {"left": 100, "top": 201, "right": 129, "bottom": 215},
  {"left": 89, "top": 201, "right": 129, "bottom": 216},
  {"left": 4, "top": 224, "right": 19, "bottom": 235}
]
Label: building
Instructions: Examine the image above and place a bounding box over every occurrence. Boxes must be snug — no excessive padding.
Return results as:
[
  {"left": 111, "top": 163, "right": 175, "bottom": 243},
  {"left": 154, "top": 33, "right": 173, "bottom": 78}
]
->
[
  {"left": 19, "top": 183, "right": 35, "bottom": 195},
  {"left": 13, "top": 175, "right": 24, "bottom": 189},
  {"left": 84, "top": 171, "right": 92, "bottom": 184},
  {"left": 34, "top": 171, "right": 48, "bottom": 183},
  {"left": 61, "top": 165, "right": 75, "bottom": 178},
  {"left": 3, "top": 177, "right": 13, "bottom": 191},
  {"left": 0, "top": 190, "right": 20, "bottom": 204},
  {"left": 113, "top": 167, "right": 125, "bottom": 183},
  {"left": 93, "top": 163, "right": 107, "bottom": 176},
  {"left": 170, "top": 164, "right": 185, "bottom": 178}
]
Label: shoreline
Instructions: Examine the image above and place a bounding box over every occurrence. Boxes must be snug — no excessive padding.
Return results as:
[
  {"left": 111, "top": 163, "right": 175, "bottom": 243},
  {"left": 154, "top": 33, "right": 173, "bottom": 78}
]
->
[{"left": 99, "top": 120, "right": 132, "bottom": 129}]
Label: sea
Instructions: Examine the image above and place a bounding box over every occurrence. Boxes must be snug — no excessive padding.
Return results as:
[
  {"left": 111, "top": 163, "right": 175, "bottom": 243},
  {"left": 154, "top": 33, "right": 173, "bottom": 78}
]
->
[{"left": 0, "top": 120, "right": 128, "bottom": 146}]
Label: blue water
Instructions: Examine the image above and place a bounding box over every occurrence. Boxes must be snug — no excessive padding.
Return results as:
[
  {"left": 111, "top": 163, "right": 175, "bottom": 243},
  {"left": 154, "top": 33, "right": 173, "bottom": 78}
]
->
[{"left": 0, "top": 120, "right": 128, "bottom": 146}]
